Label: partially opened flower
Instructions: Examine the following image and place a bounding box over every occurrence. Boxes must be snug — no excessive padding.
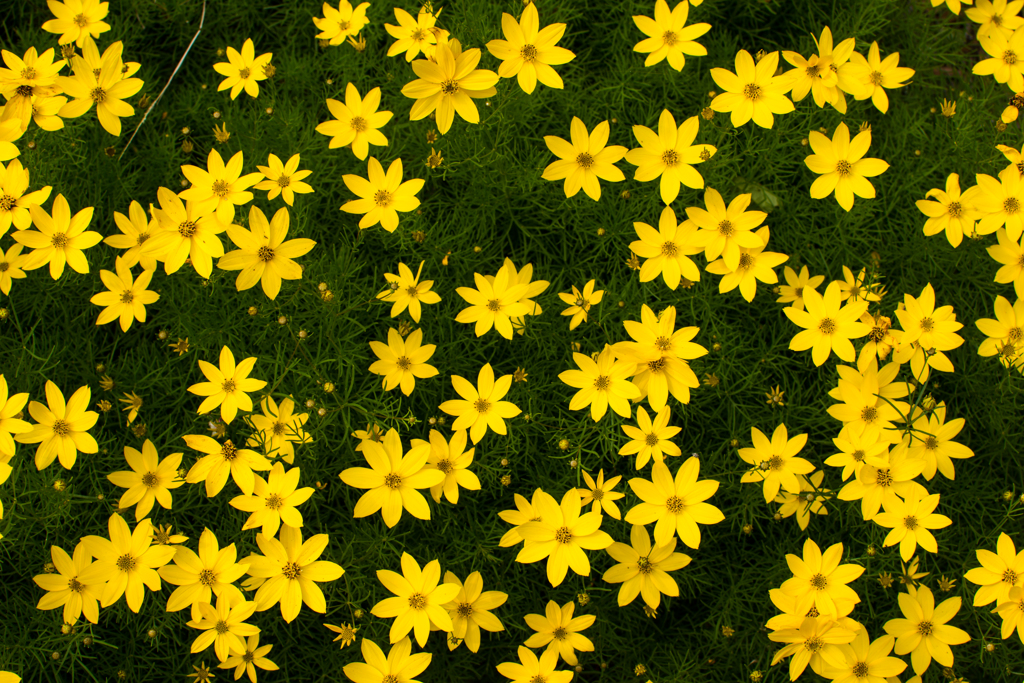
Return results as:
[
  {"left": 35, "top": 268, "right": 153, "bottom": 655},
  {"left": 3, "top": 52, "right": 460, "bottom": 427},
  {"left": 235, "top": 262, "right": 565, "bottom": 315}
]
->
[{"left": 558, "top": 280, "right": 602, "bottom": 330}]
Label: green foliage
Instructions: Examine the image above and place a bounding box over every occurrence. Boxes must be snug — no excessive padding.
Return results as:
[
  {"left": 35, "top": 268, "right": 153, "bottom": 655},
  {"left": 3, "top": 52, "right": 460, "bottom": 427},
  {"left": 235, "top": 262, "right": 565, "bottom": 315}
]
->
[{"left": 1, "top": 0, "right": 1023, "bottom": 681}]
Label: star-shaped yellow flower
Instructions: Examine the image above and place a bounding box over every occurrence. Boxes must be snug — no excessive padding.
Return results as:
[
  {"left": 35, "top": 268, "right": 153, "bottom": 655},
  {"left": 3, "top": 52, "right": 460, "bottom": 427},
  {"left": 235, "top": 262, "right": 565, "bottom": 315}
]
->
[
  {"left": 438, "top": 364, "right": 521, "bottom": 444},
  {"left": 486, "top": 2, "right": 576, "bottom": 93},
  {"left": 213, "top": 39, "right": 273, "bottom": 100},
  {"left": 187, "top": 346, "right": 267, "bottom": 424},
  {"left": 541, "top": 117, "right": 627, "bottom": 201},
  {"left": 218, "top": 205, "right": 316, "bottom": 300},
  {"left": 625, "top": 110, "right": 715, "bottom": 204},
  {"left": 631, "top": 0, "right": 711, "bottom": 71},
  {"left": 401, "top": 39, "right": 498, "bottom": 135},
  {"left": 316, "top": 84, "right": 393, "bottom": 160},
  {"left": 341, "top": 157, "right": 424, "bottom": 233},
  {"left": 13, "top": 194, "right": 100, "bottom": 280},
  {"left": 805, "top": 122, "right": 889, "bottom": 211}
]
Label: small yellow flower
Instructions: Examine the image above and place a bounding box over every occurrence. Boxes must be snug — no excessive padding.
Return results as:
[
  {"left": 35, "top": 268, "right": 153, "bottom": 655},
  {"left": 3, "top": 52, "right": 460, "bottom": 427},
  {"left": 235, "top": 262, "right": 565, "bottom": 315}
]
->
[
  {"left": 486, "top": 1, "right": 576, "bottom": 94},
  {"left": 577, "top": 468, "right": 625, "bottom": 518},
  {"left": 313, "top": 1, "right": 371, "bottom": 45},
  {"left": 371, "top": 552, "right": 459, "bottom": 646},
  {"left": 187, "top": 346, "right": 268, "bottom": 424},
  {"left": 325, "top": 622, "right": 358, "bottom": 648},
  {"left": 16, "top": 381, "right": 98, "bottom": 470},
  {"left": 523, "top": 600, "right": 596, "bottom": 666},
  {"left": 710, "top": 50, "right": 795, "bottom": 128},
  {"left": 541, "top": 117, "right": 627, "bottom": 201},
  {"left": 425, "top": 147, "right": 443, "bottom": 169},
  {"left": 254, "top": 154, "right": 313, "bottom": 206},
  {"left": 631, "top": 0, "right": 711, "bottom": 71},
  {"left": 218, "top": 205, "right": 316, "bottom": 301},
  {"left": 385, "top": 7, "right": 446, "bottom": 61},
  {"left": 341, "top": 157, "right": 424, "bottom": 233},
  {"left": 438, "top": 364, "right": 521, "bottom": 444},
  {"left": 630, "top": 206, "right": 704, "bottom": 290},
  {"left": 13, "top": 194, "right": 100, "bottom": 280},
  {"left": 212, "top": 122, "right": 230, "bottom": 143},
  {"left": 316, "top": 84, "right": 392, "bottom": 160},
  {"left": 558, "top": 280, "right": 603, "bottom": 330},
  {"left": 376, "top": 261, "right": 441, "bottom": 322},
  {"left": 368, "top": 328, "right": 439, "bottom": 396},
  {"left": 805, "top": 122, "right": 889, "bottom": 211},
  {"left": 213, "top": 39, "right": 272, "bottom": 99},
  {"left": 89, "top": 257, "right": 159, "bottom": 332},
  {"left": 839, "top": 41, "right": 915, "bottom": 113},
  {"left": 765, "top": 385, "right": 785, "bottom": 407},
  {"left": 625, "top": 110, "right": 716, "bottom": 204}
]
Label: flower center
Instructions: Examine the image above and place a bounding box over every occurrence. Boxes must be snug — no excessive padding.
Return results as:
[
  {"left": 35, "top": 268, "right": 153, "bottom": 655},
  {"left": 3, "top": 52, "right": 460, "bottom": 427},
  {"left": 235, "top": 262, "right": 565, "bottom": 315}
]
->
[
  {"left": 520, "top": 44, "right": 538, "bottom": 62},
  {"left": 923, "top": 436, "right": 939, "bottom": 450},
  {"left": 178, "top": 220, "right": 197, "bottom": 238},
  {"left": 384, "top": 472, "right": 403, "bottom": 489},
  {"left": 806, "top": 63, "right": 822, "bottom": 77},
  {"left": 661, "top": 241, "right": 678, "bottom": 256},
  {"left": 198, "top": 569, "right": 217, "bottom": 586},
  {"left": 68, "top": 577, "right": 84, "bottom": 592},
  {"left": 221, "top": 440, "right": 238, "bottom": 461},
  {"left": 349, "top": 116, "right": 368, "bottom": 132},
  {"left": 919, "top": 317, "right": 934, "bottom": 332},
  {"left": 374, "top": 190, "right": 392, "bottom": 207},
  {"left": 917, "top": 621, "right": 933, "bottom": 636},
  {"left": 836, "top": 160, "right": 852, "bottom": 176},
  {"left": 1003, "top": 568, "right": 1019, "bottom": 584},
  {"left": 644, "top": 433, "right": 659, "bottom": 447},
  {"left": 1009, "top": 327, "right": 1024, "bottom": 343},
  {"left": 860, "top": 406, "right": 878, "bottom": 423},
  {"left": 804, "top": 636, "right": 823, "bottom": 652},
  {"left": 699, "top": 148, "right": 712, "bottom": 161},
  {"left": 214, "top": 620, "right": 230, "bottom": 635},
  {"left": 239, "top": 67, "right": 251, "bottom": 79},
  {"left": 52, "top": 418, "right": 70, "bottom": 436},
  {"left": 852, "top": 449, "right": 865, "bottom": 462},
  {"left": 655, "top": 336, "right": 672, "bottom": 351},
  {"left": 395, "top": 356, "right": 412, "bottom": 371},
  {"left": 718, "top": 220, "right": 734, "bottom": 237},
  {"left": 116, "top": 553, "right": 137, "bottom": 572},
  {"left": 120, "top": 290, "right": 134, "bottom": 304},
  {"left": 1005, "top": 50, "right": 1019, "bottom": 65},
  {"left": 947, "top": 201, "right": 962, "bottom": 218},
  {"left": 73, "top": 13, "right": 89, "bottom": 26},
  {"left": 486, "top": 299, "right": 501, "bottom": 312},
  {"left": 221, "top": 379, "right": 237, "bottom": 393},
  {"left": 593, "top": 375, "right": 610, "bottom": 390},
  {"left": 767, "top": 455, "right": 784, "bottom": 471},
  {"left": 1005, "top": 197, "right": 1020, "bottom": 214},
  {"left": 904, "top": 515, "right": 918, "bottom": 530},
  {"left": 738, "top": 253, "right": 754, "bottom": 269},
  {"left": 554, "top": 526, "right": 573, "bottom": 544},
  {"left": 212, "top": 180, "right": 231, "bottom": 198},
  {"left": 91, "top": 86, "right": 108, "bottom": 104},
  {"left": 454, "top": 601, "right": 474, "bottom": 618},
  {"left": 0, "top": 194, "right": 15, "bottom": 212},
  {"left": 276, "top": 175, "right": 290, "bottom": 188},
  {"left": 553, "top": 627, "right": 568, "bottom": 640},
  {"left": 647, "top": 357, "right": 666, "bottom": 373},
  {"left": 51, "top": 233, "right": 69, "bottom": 249},
  {"left": 591, "top": 488, "right": 604, "bottom": 501},
  {"left": 258, "top": 246, "right": 275, "bottom": 262},
  {"left": 282, "top": 561, "right": 302, "bottom": 579},
  {"left": 21, "top": 66, "right": 37, "bottom": 80},
  {"left": 242, "top": 651, "right": 255, "bottom": 663},
  {"left": 665, "top": 495, "right": 684, "bottom": 514},
  {"left": 743, "top": 83, "right": 762, "bottom": 100},
  {"left": 0, "top": 262, "right": 8, "bottom": 272},
  {"left": 411, "top": 29, "right": 427, "bottom": 41},
  {"left": 809, "top": 573, "right": 828, "bottom": 590},
  {"left": 473, "top": 399, "right": 491, "bottom": 414},
  {"left": 575, "top": 152, "right": 595, "bottom": 169},
  {"left": 818, "top": 317, "right": 836, "bottom": 335},
  {"left": 661, "top": 149, "right": 679, "bottom": 167},
  {"left": 868, "top": 71, "right": 884, "bottom": 85},
  {"left": 637, "top": 556, "right": 653, "bottom": 574},
  {"left": 141, "top": 472, "right": 160, "bottom": 488},
  {"left": 662, "top": 30, "right": 679, "bottom": 47},
  {"left": 852, "top": 662, "right": 869, "bottom": 678},
  {"left": 436, "top": 458, "right": 454, "bottom": 474},
  {"left": 408, "top": 592, "right": 427, "bottom": 610},
  {"left": 265, "top": 493, "right": 284, "bottom": 510},
  {"left": 875, "top": 468, "right": 893, "bottom": 487},
  {"left": 440, "top": 79, "right": 460, "bottom": 95}
]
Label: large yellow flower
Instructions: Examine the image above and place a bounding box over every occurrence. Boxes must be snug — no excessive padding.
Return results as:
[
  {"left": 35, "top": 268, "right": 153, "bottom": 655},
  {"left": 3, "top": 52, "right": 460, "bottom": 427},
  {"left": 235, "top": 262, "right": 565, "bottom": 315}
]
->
[
  {"left": 915, "top": 172, "right": 980, "bottom": 248},
  {"left": 140, "top": 187, "right": 225, "bottom": 278},
  {"left": 441, "top": 570, "right": 507, "bottom": 652},
  {"left": 13, "top": 194, "right": 100, "bottom": 280},
  {"left": 523, "top": 600, "right": 595, "bottom": 667},
  {"left": 79, "top": 515, "right": 175, "bottom": 612},
  {"left": 625, "top": 110, "right": 715, "bottom": 204},
  {"left": 710, "top": 50, "right": 794, "bottom": 128},
  {"left": 873, "top": 487, "right": 952, "bottom": 561},
  {"left": 704, "top": 225, "right": 788, "bottom": 302},
  {"left": 973, "top": 25, "right": 1024, "bottom": 91},
  {"left": 438, "top": 364, "right": 521, "bottom": 444},
  {"left": 401, "top": 39, "right": 499, "bottom": 135},
  {"left": 106, "top": 440, "right": 184, "bottom": 521},
  {"left": 805, "top": 122, "right": 889, "bottom": 211},
  {"left": 371, "top": 552, "right": 459, "bottom": 646},
  {"left": 89, "top": 256, "right": 160, "bottom": 332},
  {"left": 230, "top": 461, "right": 314, "bottom": 536},
  {"left": 218, "top": 205, "right": 316, "bottom": 300},
  {"left": 316, "top": 84, "right": 392, "bottom": 160},
  {"left": 780, "top": 539, "right": 863, "bottom": 620},
  {"left": 541, "top": 117, "right": 627, "bottom": 201},
  {"left": 602, "top": 524, "right": 691, "bottom": 609},
  {"left": 213, "top": 39, "right": 273, "bottom": 100},
  {"left": 455, "top": 266, "right": 532, "bottom": 339},
  {"left": 784, "top": 281, "right": 871, "bottom": 366},
  {"left": 187, "top": 346, "right": 267, "bottom": 424},
  {"left": 486, "top": 2, "right": 576, "bottom": 94},
  {"left": 964, "top": 532, "right": 1024, "bottom": 607},
  {"left": 631, "top": 0, "right": 711, "bottom": 71},
  {"left": 57, "top": 41, "right": 142, "bottom": 136},
  {"left": 42, "top": 0, "right": 111, "bottom": 46},
  {"left": 625, "top": 456, "right": 723, "bottom": 548},
  {"left": 685, "top": 188, "right": 766, "bottom": 271},
  {"left": 341, "top": 157, "right": 424, "bottom": 233},
  {"left": 15, "top": 380, "right": 97, "bottom": 470},
  {"left": 180, "top": 150, "right": 263, "bottom": 224},
  {"left": 631, "top": 207, "right": 704, "bottom": 291},
  {"left": 558, "top": 345, "right": 640, "bottom": 422},
  {"left": 32, "top": 542, "right": 103, "bottom": 625},
  {"left": 883, "top": 585, "right": 970, "bottom": 676},
  {"left": 738, "top": 424, "right": 815, "bottom": 503}
]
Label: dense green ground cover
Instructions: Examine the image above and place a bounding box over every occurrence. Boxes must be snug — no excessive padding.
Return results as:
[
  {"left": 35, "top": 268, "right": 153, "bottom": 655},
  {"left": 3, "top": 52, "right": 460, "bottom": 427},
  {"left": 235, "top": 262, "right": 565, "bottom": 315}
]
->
[{"left": 1, "top": 0, "right": 1024, "bottom": 681}]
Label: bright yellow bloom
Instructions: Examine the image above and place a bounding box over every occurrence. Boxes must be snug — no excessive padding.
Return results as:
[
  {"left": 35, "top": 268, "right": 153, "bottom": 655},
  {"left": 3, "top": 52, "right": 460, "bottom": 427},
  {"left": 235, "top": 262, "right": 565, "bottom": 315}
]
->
[
  {"left": 0, "top": 119, "right": 23, "bottom": 162},
  {"left": 412, "top": 429, "right": 480, "bottom": 505},
  {"left": 317, "top": 84, "right": 392, "bottom": 160},
  {"left": 0, "top": 158, "right": 52, "bottom": 237},
  {"left": 401, "top": 39, "right": 498, "bottom": 135},
  {"left": 0, "top": 375, "right": 30, "bottom": 459},
  {"left": 106, "top": 439, "right": 183, "bottom": 520},
  {"left": 441, "top": 570, "right": 506, "bottom": 652},
  {"left": 840, "top": 42, "right": 914, "bottom": 113},
  {"left": 916, "top": 173, "right": 981, "bottom": 248},
  {"left": 88, "top": 257, "right": 159, "bottom": 332},
  {"left": 486, "top": 2, "right": 575, "bottom": 94},
  {"left": 738, "top": 424, "right": 815, "bottom": 503},
  {"left": 993, "top": 586, "right": 1024, "bottom": 644},
  {"left": 219, "top": 633, "right": 279, "bottom": 683},
  {"left": 0, "top": 243, "right": 28, "bottom": 295},
  {"left": 837, "top": 451, "right": 926, "bottom": 524},
  {"left": 13, "top": 193, "right": 100, "bottom": 280},
  {"left": 825, "top": 423, "right": 888, "bottom": 482},
  {"left": 558, "top": 346, "right": 640, "bottom": 422},
  {"left": 497, "top": 646, "right": 573, "bottom": 683},
  {"left": 343, "top": 638, "right": 432, "bottom": 683},
  {"left": 498, "top": 488, "right": 547, "bottom": 548},
  {"left": 685, "top": 188, "right": 766, "bottom": 271},
  {"left": 105, "top": 200, "right": 158, "bottom": 271},
  {"left": 491, "top": 258, "right": 548, "bottom": 335},
  {"left": 558, "top": 280, "right": 603, "bottom": 330},
  {"left": 244, "top": 396, "right": 311, "bottom": 465},
  {"left": 230, "top": 461, "right": 314, "bottom": 536},
  {"left": 159, "top": 527, "right": 249, "bottom": 621},
  {"left": 805, "top": 122, "right": 889, "bottom": 211},
  {"left": 974, "top": 25, "right": 1024, "bottom": 91},
  {"left": 818, "top": 629, "right": 907, "bottom": 683},
  {"left": 964, "top": 532, "right": 1024, "bottom": 607},
  {"left": 42, "top": 0, "right": 110, "bottom": 46},
  {"left": 372, "top": 552, "right": 459, "bottom": 646},
  {"left": 780, "top": 539, "right": 864, "bottom": 620},
  {"left": 711, "top": 50, "right": 794, "bottom": 128},
  {"left": 782, "top": 27, "right": 855, "bottom": 113},
  {"left": 515, "top": 488, "right": 613, "bottom": 587},
  {"left": 33, "top": 542, "right": 102, "bottom": 625},
  {"left": 325, "top": 622, "right": 359, "bottom": 649},
  {"left": 630, "top": 206, "right": 704, "bottom": 289},
  {"left": 705, "top": 225, "right": 788, "bottom": 302},
  {"left": 577, "top": 468, "right": 625, "bottom": 519},
  {"left": 893, "top": 283, "right": 964, "bottom": 376},
  {"left": 187, "top": 595, "right": 261, "bottom": 663},
  {"left": 769, "top": 615, "right": 856, "bottom": 680},
  {"left": 244, "top": 524, "right": 344, "bottom": 623},
  {"left": 454, "top": 264, "right": 531, "bottom": 339},
  {"left": 541, "top": 117, "right": 627, "bottom": 201},
  {"left": 58, "top": 41, "right": 142, "bottom": 135},
  {"left": 974, "top": 166, "right": 1024, "bottom": 240},
  {"left": 774, "top": 470, "right": 830, "bottom": 531},
  {"left": 254, "top": 154, "right": 313, "bottom": 206},
  {"left": 777, "top": 265, "right": 825, "bottom": 311},
  {"left": 438, "top": 364, "right": 521, "bottom": 444},
  {"left": 883, "top": 585, "right": 970, "bottom": 675},
  {"left": 80, "top": 515, "right": 175, "bottom": 612},
  {"left": 626, "top": 111, "right": 715, "bottom": 204},
  {"left": 626, "top": 456, "right": 723, "bottom": 548},
  {"left": 218, "top": 205, "right": 316, "bottom": 300},
  {"left": 827, "top": 359, "right": 910, "bottom": 441},
  {"left": 619, "top": 405, "right": 682, "bottom": 470},
  {"left": 835, "top": 266, "right": 884, "bottom": 304},
  {"left": 368, "top": 328, "right": 438, "bottom": 396},
  {"left": 184, "top": 436, "right": 270, "bottom": 497},
  {"left": 181, "top": 149, "right": 263, "bottom": 224},
  {"left": 339, "top": 427, "right": 444, "bottom": 527},
  {"left": 386, "top": 7, "right": 444, "bottom": 61},
  {"left": 0, "top": 48, "right": 63, "bottom": 130},
  {"left": 141, "top": 187, "right": 225, "bottom": 278},
  {"left": 603, "top": 524, "right": 690, "bottom": 609},
  {"left": 213, "top": 39, "right": 272, "bottom": 100},
  {"left": 377, "top": 261, "right": 441, "bottom": 322},
  {"left": 523, "top": 600, "right": 595, "bottom": 667},
  {"left": 904, "top": 402, "right": 973, "bottom": 480},
  {"left": 631, "top": 0, "right": 711, "bottom": 71},
  {"left": 874, "top": 488, "right": 952, "bottom": 562},
  {"left": 341, "top": 157, "right": 424, "bottom": 232},
  {"left": 313, "top": 1, "right": 371, "bottom": 45},
  {"left": 988, "top": 228, "right": 1024, "bottom": 299},
  {"left": 784, "top": 281, "right": 871, "bottom": 366},
  {"left": 188, "top": 346, "right": 267, "bottom": 424},
  {"left": 931, "top": 0, "right": 973, "bottom": 13},
  {"left": 967, "top": 0, "right": 1024, "bottom": 40},
  {"left": 15, "top": 380, "right": 97, "bottom": 470}
]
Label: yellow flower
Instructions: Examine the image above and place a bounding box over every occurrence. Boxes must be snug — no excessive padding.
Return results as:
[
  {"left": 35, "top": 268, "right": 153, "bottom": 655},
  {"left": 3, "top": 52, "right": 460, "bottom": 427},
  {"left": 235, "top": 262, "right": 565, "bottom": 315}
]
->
[
  {"left": 558, "top": 279, "right": 603, "bottom": 330},
  {"left": 973, "top": 25, "right": 1024, "bottom": 91},
  {"left": 187, "top": 346, "right": 268, "bottom": 424},
  {"left": 578, "top": 470, "right": 626, "bottom": 523},
  {"left": 343, "top": 638, "right": 432, "bottom": 683},
  {"left": 625, "top": 456, "right": 723, "bottom": 548},
  {"left": 773, "top": 471, "right": 830, "bottom": 531},
  {"left": 497, "top": 646, "right": 573, "bottom": 683},
  {"left": 602, "top": 524, "right": 691, "bottom": 609},
  {"left": 42, "top": 0, "right": 111, "bottom": 47},
  {"left": 964, "top": 532, "right": 1024, "bottom": 607},
  {"left": 412, "top": 428, "right": 480, "bottom": 504},
  {"left": 738, "top": 424, "right": 815, "bottom": 503},
  {"left": 486, "top": 2, "right": 576, "bottom": 94},
  {"left": 184, "top": 436, "right": 270, "bottom": 497},
  {"left": 631, "top": 0, "right": 711, "bottom": 71},
  {"left": 372, "top": 552, "right": 460, "bottom": 646},
  {"left": 966, "top": 0, "right": 1024, "bottom": 41},
  {"left": 498, "top": 488, "right": 547, "bottom": 548},
  {"left": 254, "top": 154, "right": 313, "bottom": 206},
  {"left": 988, "top": 228, "right": 1024, "bottom": 299},
  {"left": 243, "top": 524, "right": 344, "bottom": 623},
  {"left": 930, "top": 0, "right": 973, "bottom": 13},
  {"left": 974, "top": 166, "right": 1024, "bottom": 240},
  {"left": 777, "top": 266, "right": 825, "bottom": 312},
  {"left": 243, "top": 396, "right": 311, "bottom": 465},
  {"left": 825, "top": 423, "right": 888, "bottom": 482},
  {"left": 685, "top": 188, "right": 766, "bottom": 271},
  {"left": 619, "top": 405, "right": 682, "bottom": 470},
  {"left": 768, "top": 616, "right": 856, "bottom": 680},
  {"left": 438, "top": 364, "right": 521, "bottom": 444},
  {"left": 515, "top": 488, "right": 613, "bottom": 587},
  {"left": 218, "top": 205, "right": 316, "bottom": 300},
  {"left": 57, "top": 41, "right": 142, "bottom": 135},
  {"left": 782, "top": 28, "right": 855, "bottom": 113},
  {"left": 13, "top": 193, "right": 100, "bottom": 280},
  {"left": 313, "top": 1, "right": 371, "bottom": 45},
  {"left": 79, "top": 514, "right": 176, "bottom": 612},
  {"left": 0, "top": 375, "right": 31, "bottom": 459},
  {"left": 0, "top": 243, "right": 28, "bottom": 295},
  {"left": 483, "top": 258, "right": 548, "bottom": 334},
  {"left": 805, "top": 122, "right": 889, "bottom": 211},
  {"left": 893, "top": 283, "right": 964, "bottom": 375},
  {"left": 181, "top": 149, "right": 264, "bottom": 224},
  {"left": 836, "top": 451, "right": 925, "bottom": 523},
  {"left": 341, "top": 157, "right": 424, "bottom": 233},
  {"left": 32, "top": 542, "right": 102, "bottom": 625},
  {"left": 705, "top": 225, "right": 788, "bottom": 302},
  {"left": 0, "top": 48, "right": 64, "bottom": 131},
  {"left": 89, "top": 257, "right": 159, "bottom": 332},
  {"left": 325, "top": 622, "right": 359, "bottom": 648},
  {"left": 630, "top": 206, "right": 704, "bottom": 289},
  {"left": 826, "top": 359, "right": 910, "bottom": 442},
  {"left": 883, "top": 584, "right": 970, "bottom": 675},
  {"left": 377, "top": 261, "right": 441, "bottom": 322},
  {"left": 541, "top": 117, "right": 627, "bottom": 200},
  {"left": 386, "top": 7, "right": 444, "bottom": 61},
  {"left": 339, "top": 427, "right": 444, "bottom": 527},
  {"left": 368, "top": 328, "right": 438, "bottom": 396},
  {"left": 710, "top": 50, "right": 794, "bottom": 128},
  {"left": 625, "top": 111, "right": 715, "bottom": 204},
  {"left": 0, "top": 158, "right": 52, "bottom": 237},
  {"left": 915, "top": 173, "right": 981, "bottom": 249},
  {"left": 904, "top": 402, "right": 973, "bottom": 480},
  {"left": 15, "top": 380, "right": 98, "bottom": 470},
  {"left": 784, "top": 281, "right": 870, "bottom": 366},
  {"left": 105, "top": 200, "right": 159, "bottom": 271},
  {"left": 316, "top": 84, "right": 392, "bottom": 160},
  {"left": 441, "top": 571, "right": 507, "bottom": 652},
  {"left": 401, "top": 39, "right": 498, "bottom": 135},
  {"left": 158, "top": 528, "right": 249, "bottom": 620},
  {"left": 523, "top": 600, "right": 595, "bottom": 666},
  {"left": 835, "top": 266, "right": 884, "bottom": 304},
  {"left": 213, "top": 39, "right": 272, "bottom": 100},
  {"left": 820, "top": 629, "right": 907, "bottom": 682},
  {"left": 105, "top": 439, "right": 183, "bottom": 521},
  {"left": 229, "top": 461, "right": 315, "bottom": 536},
  {"left": 780, "top": 539, "right": 863, "bottom": 620},
  {"left": 840, "top": 41, "right": 914, "bottom": 113},
  {"left": 218, "top": 633, "right": 279, "bottom": 682},
  {"left": 993, "top": 586, "right": 1024, "bottom": 644},
  {"left": 874, "top": 488, "right": 952, "bottom": 562},
  {"left": 141, "top": 187, "right": 225, "bottom": 278},
  {"left": 187, "top": 595, "right": 261, "bottom": 663},
  {"left": 558, "top": 345, "right": 641, "bottom": 422}
]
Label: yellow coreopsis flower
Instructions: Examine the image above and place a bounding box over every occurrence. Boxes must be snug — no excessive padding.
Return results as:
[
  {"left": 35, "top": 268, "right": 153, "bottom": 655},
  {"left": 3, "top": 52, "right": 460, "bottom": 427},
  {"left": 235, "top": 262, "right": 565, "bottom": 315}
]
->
[
  {"left": 988, "top": 228, "right": 1024, "bottom": 299},
  {"left": 835, "top": 265, "right": 884, "bottom": 304},
  {"left": 826, "top": 423, "right": 888, "bottom": 482},
  {"left": 964, "top": 532, "right": 1024, "bottom": 607},
  {"left": 619, "top": 405, "right": 682, "bottom": 470},
  {"left": 805, "top": 122, "right": 889, "bottom": 211},
  {"left": 0, "top": 119, "right": 23, "bottom": 162},
  {"left": 401, "top": 39, "right": 498, "bottom": 135},
  {"left": 840, "top": 42, "right": 915, "bottom": 113},
  {"left": 631, "top": 0, "right": 711, "bottom": 70},
  {"left": 883, "top": 585, "right": 970, "bottom": 675},
  {"left": 904, "top": 402, "right": 973, "bottom": 480},
  {"left": 711, "top": 50, "right": 794, "bottom": 128},
  {"left": 777, "top": 265, "right": 825, "bottom": 312},
  {"left": 625, "top": 111, "right": 715, "bottom": 204},
  {"left": 159, "top": 528, "right": 250, "bottom": 620},
  {"left": 181, "top": 149, "right": 263, "bottom": 224},
  {"left": 541, "top": 117, "right": 627, "bottom": 201},
  {"left": 140, "top": 188, "right": 225, "bottom": 278},
  {"left": 0, "top": 159, "right": 52, "bottom": 237},
  {"left": 411, "top": 428, "right": 480, "bottom": 505},
  {"left": 705, "top": 225, "right": 789, "bottom": 302},
  {"left": 386, "top": 7, "right": 444, "bottom": 61},
  {"left": 738, "top": 424, "right": 815, "bottom": 503},
  {"left": 89, "top": 257, "right": 159, "bottom": 332},
  {"left": 313, "top": 1, "right": 371, "bottom": 45},
  {"left": 219, "top": 633, "right": 279, "bottom": 683},
  {"left": 483, "top": 257, "right": 548, "bottom": 334},
  {"left": 873, "top": 488, "right": 952, "bottom": 561},
  {"left": 497, "top": 646, "right": 573, "bottom": 683},
  {"left": 0, "top": 48, "right": 62, "bottom": 130},
  {"left": 105, "top": 439, "right": 183, "bottom": 521},
  {"left": 625, "top": 456, "right": 723, "bottom": 548},
  {"left": 244, "top": 524, "right": 344, "bottom": 623},
  {"left": 372, "top": 552, "right": 460, "bottom": 646},
  {"left": 558, "top": 279, "right": 603, "bottom": 330},
  {"left": 32, "top": 542, "right": 103, "bottom": 625},
  {"left": 187, "top": 595, "right": 261, "bottom": 663},
  {"left": 316, "top": 84, "right": 392, "bottom": 160},
  {"left": 917, "top": 173, "right": 981, "bottom": 248},
  {"left": 341, "top": 156, "right": 424, "bottom": 233},
  {"left": 558, "top": 345, "right": 641, "bottom": 422},
  {"left": 377, "top": 261, "right": 441, "bottom": 322},
  {"left": 13, "top": 194, "right": 100, "bottom": 280},
  {"left": 780, "top": 539, "right": 863, "bottom": 620},
  {"left": 15, "top": 381, "right": 97, "bottom": 470},
  {"left": 42, "top": 0, "right": 110, "bottom": 46},
  {"left": 602, "top": 524, "right": 691, "bottom": 609},
  {"left": 325, "top": 622, "right": 359, "bottom": 649},
  {"left": 213, "top": 39, "right": 272, "bottom": 100},
  {"left": 819, "top": 630, "right": 907, "bottom": 682},
  {"left": 774, "top": 471, "right": 830, "bottom": 531},
  {"left": 577, "top": 468, "right": 625, "bottom": 519},
  {"left": 893, "top": 283, "right": 965, "bottom": 376},
  {"left": 344, "top": 638, "right": 432, "bottom": 683},
  {"left": 523, "top": 600, "right": 595, "bottom": 667},
  {"left": 974, "top": 25, "right": 1024, "bottom": 91},
  {"left": 80, "top": 515, "right": 176, "bottom": 612},
  {"left": 974, "top": 166, "right": 1024, "bottom": 240},
  {"left": 784, "top": 281, "right": 871, "bottom": 366},
  {"left": 244, "top": 395, "right": 311, "bottom": 465},
  {"left": 218, "top": 205, "right": 316, "bottom": 300},
  {"left": 187, "top": 345, "right": 268, "bottom": 424},
  {"left": 441, "top": 570, "right": 507, "bottom": 652},
  {"left": 685, "top": 188, "right": 766, "bottom": 271},
  {"left": 630, "top": 206, "right": 704, "bottom": 290},
  {"left": 105, "top": 200, "right": 158, "bottom": 271},
  {"left": 368, "top": 328, "right": 439, "bottom": 396},
  {"left": 439, "top": 364, "right": 521, "bottom": 444},
  {"left": 0, "top": 375, "right": 30, "bottom": 459},
  {"left": 229, "top": 461, "right": 314, "bottom": 536},
  {"left": 58, "top": 41, "right": 142, "bottom": 136},
  {"left": 254, "top": 154, "right": 313, "bottom": 206},
  {"left": 486, "top": 2, "right": 576, "bottom": 93},
  {"left": 515, "top": 488, "right": 613, "bottom": 587},
  {"left": 0, "top": 244, "right": 26, "bottom": 296},
  {"left": 184, "top": 436, "right": 270, "bottom": 497},
  {"left": 782, "top": 27, "right": 855, "bottom": 114},
  {"left": 967, "top": 0, "right": 1024, "bottom": 40},
  {"left": 498, "top": 488, "right": 547, "bottom": 548},
  {"left": 339, "top": 427, "right": 444, "bottom": 527}
]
